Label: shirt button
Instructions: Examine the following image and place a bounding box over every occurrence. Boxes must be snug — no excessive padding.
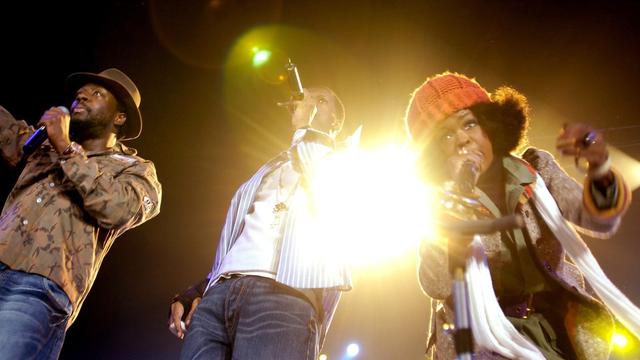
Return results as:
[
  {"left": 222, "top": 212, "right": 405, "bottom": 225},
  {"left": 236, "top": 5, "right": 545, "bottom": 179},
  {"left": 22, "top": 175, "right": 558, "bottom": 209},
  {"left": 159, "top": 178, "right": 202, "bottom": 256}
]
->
[
  {"left": 49, "top": 182, "right": 55, "bottom": 188},
  {"left": 22, "top": 219, "right": 28, "bottom": 225},
  {"left": 36, "top": 197, "right": 42, "bottom": 204}
]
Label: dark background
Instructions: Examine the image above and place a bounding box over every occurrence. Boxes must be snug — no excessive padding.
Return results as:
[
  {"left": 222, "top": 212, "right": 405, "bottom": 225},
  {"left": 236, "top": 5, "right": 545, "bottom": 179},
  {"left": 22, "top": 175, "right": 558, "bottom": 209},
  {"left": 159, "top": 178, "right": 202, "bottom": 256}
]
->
[{"left": 1, "top": 1, "right": 640, "bottom": 359}]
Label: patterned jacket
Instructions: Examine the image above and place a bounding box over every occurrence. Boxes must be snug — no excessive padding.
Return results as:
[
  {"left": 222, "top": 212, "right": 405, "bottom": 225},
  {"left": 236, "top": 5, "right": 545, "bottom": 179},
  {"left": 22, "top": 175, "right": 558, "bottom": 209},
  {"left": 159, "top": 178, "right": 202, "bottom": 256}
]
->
[
  {"left": 419, "top": 148, "right": 631, "bottom": 360},
  {"left": 0, "top": 105, "right": 161, "bottom": 326}
]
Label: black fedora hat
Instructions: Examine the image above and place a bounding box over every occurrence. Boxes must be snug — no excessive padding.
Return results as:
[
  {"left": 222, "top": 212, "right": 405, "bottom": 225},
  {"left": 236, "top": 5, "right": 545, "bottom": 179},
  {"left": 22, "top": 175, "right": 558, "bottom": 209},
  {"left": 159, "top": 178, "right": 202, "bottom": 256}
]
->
[{"left": 66, "top": 68, "right": 142, "bottom": 140}]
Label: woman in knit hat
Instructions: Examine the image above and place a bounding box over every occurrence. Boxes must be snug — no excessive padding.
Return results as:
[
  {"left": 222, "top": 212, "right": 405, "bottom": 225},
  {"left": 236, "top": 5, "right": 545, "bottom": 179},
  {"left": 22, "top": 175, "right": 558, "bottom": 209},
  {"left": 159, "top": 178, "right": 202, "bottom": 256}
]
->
[{"left": 407, "top": 72, "right": 635, "bottom": 359}]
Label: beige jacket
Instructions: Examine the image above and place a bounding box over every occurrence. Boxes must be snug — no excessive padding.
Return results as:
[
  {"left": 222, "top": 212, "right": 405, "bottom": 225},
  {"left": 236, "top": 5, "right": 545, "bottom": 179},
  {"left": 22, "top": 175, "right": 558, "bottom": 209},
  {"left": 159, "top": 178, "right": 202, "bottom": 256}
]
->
[{"left": 0, "top": 106, "right": 162, "bottom": 326}]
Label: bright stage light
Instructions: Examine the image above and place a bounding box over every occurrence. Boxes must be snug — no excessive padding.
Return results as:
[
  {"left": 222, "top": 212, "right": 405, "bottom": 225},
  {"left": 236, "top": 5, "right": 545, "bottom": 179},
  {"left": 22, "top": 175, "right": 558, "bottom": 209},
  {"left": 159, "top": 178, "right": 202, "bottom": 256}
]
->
[
  {"left": 346, "top": 343, "right": 360, "bottom": 357},
  {"left": 612, "top": 331, "right": 629, "bottom": 349},
  {"left": 252, "top": 49, "right": 272, "bottom": 68},
  {"left": 318, "top": 354, "right": 328, "bottom": 360},
  {"left": 302, "top": 145, "right": 437, "bottom": 268}
]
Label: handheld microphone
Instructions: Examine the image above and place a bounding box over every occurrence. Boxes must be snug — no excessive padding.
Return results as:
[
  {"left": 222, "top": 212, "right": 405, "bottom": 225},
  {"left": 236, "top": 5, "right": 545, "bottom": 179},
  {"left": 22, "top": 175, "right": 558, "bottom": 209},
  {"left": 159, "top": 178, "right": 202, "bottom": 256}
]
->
[
  {"left": 456, "top": 160, "right": 479, "bottom": 195},
  {"left": 22, "top": 106, "right": 69, "bottom": 160},
  {"left": 285, "top": 59, "right": 304, "bottom": 101}
]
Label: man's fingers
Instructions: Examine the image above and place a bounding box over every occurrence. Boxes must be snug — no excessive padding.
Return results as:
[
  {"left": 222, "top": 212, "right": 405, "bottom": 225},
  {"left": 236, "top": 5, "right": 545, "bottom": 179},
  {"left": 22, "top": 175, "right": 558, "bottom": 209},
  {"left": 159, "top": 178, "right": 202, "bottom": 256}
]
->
[
  {"left": 169, "top": 302, "right": 185, "bottom": 338},
  {"left": 185, "top": 297, "right": 201, "bottom": 326},
  {"left": 38, "top": 107, "right": 69, "bottom": 127}
]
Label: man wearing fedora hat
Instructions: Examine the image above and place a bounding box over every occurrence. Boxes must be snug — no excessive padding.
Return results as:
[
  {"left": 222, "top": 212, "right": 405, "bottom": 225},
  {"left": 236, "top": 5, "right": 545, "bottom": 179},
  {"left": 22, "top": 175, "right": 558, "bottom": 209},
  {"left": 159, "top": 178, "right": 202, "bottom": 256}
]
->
[{"left": 0, "top": 68, "right": 161, "bottom": 358}]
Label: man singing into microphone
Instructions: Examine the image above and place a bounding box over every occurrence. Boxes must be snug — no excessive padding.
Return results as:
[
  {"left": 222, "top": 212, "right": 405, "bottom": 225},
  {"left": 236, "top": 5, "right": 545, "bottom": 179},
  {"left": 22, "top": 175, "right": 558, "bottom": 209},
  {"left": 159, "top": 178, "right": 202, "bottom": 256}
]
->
[
  {"left": 169, "top": 87, "right": 350, "bottom": 360},
  {"left": 0, "top": 68, "right": 161, "bottom": 359},
  {"left": 406, "top": 73, "right": 632, "bottom": 359}
]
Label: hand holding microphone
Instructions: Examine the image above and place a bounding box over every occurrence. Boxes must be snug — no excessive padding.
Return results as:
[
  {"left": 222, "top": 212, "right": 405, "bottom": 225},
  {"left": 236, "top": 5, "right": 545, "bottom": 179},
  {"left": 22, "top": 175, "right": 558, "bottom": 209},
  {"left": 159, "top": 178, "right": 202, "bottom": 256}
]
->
[
  {"left": 456, "top": 160, "right": 479, "bottom": 195},
  {"left": 22, "top": 106, "right": 70, "bottom": 160},
  {"left": 446, "top": 150, "right": 481, "bottom": 196}
]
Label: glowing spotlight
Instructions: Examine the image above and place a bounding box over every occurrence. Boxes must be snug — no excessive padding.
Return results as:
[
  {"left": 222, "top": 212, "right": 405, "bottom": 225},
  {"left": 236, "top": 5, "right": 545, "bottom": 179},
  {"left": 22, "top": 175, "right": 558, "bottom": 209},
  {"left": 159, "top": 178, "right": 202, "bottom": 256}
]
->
[
  {"left": 612, "top": 332, "right": 629, "bottom": 349},
  {"left": 318, "top": 354, "right": 328, "bottom": 360},
  {"left": 307, "top": 145, "right": 436, "bottom": 268},
  {"left": 252, "top": 49, "right": 272, "bottom": 67},
  {"left": 346, "top": 343, "right": 360, "bottom": 357}
]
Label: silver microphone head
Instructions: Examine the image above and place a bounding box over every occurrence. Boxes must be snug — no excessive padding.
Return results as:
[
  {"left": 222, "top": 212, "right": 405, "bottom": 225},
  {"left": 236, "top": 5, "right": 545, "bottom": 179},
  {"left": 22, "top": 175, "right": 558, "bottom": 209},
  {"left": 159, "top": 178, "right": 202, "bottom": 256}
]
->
[{"left": 285, "top": 59, "right": 304, "bottom": 101}]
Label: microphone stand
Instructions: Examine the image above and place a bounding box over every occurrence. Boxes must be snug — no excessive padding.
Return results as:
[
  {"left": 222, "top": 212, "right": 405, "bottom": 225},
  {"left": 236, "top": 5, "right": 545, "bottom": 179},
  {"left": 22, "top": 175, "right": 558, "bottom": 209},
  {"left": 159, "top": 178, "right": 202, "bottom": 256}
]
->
[{"left": 438, "top": 187, "right": 523, "bottom": 360}]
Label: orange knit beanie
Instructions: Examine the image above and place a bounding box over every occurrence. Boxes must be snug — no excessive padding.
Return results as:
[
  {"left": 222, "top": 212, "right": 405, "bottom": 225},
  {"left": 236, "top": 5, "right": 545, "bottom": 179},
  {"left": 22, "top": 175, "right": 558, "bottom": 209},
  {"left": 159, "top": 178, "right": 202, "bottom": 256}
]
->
[{"left": 405, "top": 72, "right": 490, "bottom": 141}]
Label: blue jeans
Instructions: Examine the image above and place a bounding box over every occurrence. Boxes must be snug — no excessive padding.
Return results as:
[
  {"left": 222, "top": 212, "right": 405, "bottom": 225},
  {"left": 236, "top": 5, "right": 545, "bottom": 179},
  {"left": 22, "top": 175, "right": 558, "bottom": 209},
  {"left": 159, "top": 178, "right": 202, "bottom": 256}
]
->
[
  {"left": 0, "top": 262, "right": 72, "bottom": 360},
  {"left": 180, "top": 276, "right": 320, "bottom": 360}
]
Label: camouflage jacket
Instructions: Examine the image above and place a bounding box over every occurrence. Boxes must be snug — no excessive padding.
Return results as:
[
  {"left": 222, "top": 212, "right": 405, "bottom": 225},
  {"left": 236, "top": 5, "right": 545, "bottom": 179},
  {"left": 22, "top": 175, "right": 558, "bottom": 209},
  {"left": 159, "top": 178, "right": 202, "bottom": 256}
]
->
[
  {"left": 0, "top": 106, "right": 161, "bottom": 326},
  {"left": 419, "top": 148, "right": 631, "bottom": 360}
]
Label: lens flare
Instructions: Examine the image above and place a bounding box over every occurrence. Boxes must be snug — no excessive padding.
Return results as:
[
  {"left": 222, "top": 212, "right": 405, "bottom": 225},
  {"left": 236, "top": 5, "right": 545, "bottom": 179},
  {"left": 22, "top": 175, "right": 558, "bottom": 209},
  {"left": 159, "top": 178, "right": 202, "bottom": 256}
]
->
[
  {"left": 303, "top": 144, "right": 436, "bottom": 268},
  {"left": 346, "top": 343, "right": 360, "bottom": 357},
  {"left": 252, "top": 49, "right": 272, "bottom": 68},
  {"left": 612, "top": 332, "right": 629, "bottom": 349}
]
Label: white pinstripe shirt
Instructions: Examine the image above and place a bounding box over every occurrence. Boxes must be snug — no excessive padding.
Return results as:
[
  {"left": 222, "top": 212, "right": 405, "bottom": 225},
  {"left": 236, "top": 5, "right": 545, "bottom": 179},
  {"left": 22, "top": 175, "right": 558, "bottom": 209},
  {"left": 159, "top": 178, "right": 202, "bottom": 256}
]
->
[{"left": 205, "top": 129, "right": 352, "bottom": 335}]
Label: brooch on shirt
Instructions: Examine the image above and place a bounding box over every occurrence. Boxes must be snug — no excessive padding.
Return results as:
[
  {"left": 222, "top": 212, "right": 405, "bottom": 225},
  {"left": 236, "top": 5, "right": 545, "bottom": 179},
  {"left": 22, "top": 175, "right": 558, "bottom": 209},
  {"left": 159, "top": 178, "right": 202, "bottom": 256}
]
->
[{"left": 273, "top": 202, "right": 288, "bottom": 213}]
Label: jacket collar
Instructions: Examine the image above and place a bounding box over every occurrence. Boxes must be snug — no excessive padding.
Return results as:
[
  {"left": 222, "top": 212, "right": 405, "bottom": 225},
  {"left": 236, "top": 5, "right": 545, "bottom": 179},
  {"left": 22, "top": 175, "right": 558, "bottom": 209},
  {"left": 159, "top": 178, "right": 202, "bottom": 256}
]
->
[
  {"left": 86, "top": 142, "right": 137, "bottom": 157},
  {"left": 503, "top": 156, "right": 536, "bottom": 213},
  {"left": 475, "top": 156, "right": 536, "bottom": 216},
  {"left": 503, "top": 155, "right": 536, "bottom": 185}
]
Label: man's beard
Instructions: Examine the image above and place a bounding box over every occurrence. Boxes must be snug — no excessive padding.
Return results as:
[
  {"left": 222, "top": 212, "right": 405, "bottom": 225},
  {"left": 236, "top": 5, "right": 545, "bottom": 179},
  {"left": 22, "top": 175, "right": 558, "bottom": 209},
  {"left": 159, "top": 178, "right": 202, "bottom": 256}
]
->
[{"left": 69, "top": 114, "right": 112, "bottom": 142}]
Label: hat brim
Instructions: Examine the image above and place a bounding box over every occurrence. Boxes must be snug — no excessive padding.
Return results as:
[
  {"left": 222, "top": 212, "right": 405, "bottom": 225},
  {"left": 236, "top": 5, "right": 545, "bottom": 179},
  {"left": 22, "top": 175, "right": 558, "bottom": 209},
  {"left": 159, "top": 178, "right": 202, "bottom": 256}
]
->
[{"left": 66, "top": 72, "right": 142, "bottom": 141}]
